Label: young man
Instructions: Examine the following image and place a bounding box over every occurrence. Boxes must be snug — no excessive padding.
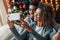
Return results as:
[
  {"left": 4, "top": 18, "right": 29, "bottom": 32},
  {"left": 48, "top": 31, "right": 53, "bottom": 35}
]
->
[
  {"left": 24, "top": 2, "right": 38, "bottom": 25},
  {"left": 8, "top": 2, "right": 38, "bottom": 40}
]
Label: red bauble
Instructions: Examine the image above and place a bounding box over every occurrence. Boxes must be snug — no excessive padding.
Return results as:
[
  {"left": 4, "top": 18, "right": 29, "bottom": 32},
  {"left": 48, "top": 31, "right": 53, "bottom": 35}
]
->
[
  {"left": 18, "top": 1, "right": 22, "bottom": 4},
  {"left": 8, "top": 5, "right": 12, "bottom": 9},
  {"left": 12, "top": 0, "right": 15, "bottom": 3},
  {"left": 23, "top": 4, "right": 27, "bottom": 9},
  {"left": 9, "top": 2, "right": 13, "bottom": 5},
  {"left": 42, "top": 0, "right": 45, "bottom": 3},
  {"left": 6, "top": 0, "right": 13, "bottom": 5},
  {"left": 19, "top": 11, "right": 23, "bottom": 15},
  {"left": 19, "top": 5, "right": 23, "bottom": 9},
  {"left": 31, "top": 0, "right": 36, "bottom": 2},
  {"left": 6, "top": 0, "right": 10, "bottom": 4}
]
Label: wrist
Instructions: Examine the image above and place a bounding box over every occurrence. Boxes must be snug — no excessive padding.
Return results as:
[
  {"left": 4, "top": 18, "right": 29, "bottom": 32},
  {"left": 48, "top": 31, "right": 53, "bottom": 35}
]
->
[
  {"left": 26, "top": 26, "right": 32, "bottom": 32},
  {"left": 10, "top": 26, "right": 15, "bottom": 29}
]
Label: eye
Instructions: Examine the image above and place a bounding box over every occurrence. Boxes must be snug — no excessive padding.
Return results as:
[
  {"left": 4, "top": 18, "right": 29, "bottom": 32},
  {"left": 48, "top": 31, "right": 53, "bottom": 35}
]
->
[{"left": 29, "top": 9, "right": 31, "bottom": 11}]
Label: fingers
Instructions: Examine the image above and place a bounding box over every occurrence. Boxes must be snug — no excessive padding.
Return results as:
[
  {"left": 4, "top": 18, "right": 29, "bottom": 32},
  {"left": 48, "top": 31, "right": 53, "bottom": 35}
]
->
[
  {"left": 7, "top": 18, "right": 10, "bottom": 24},
  {"left": 15, "top": 22, "right": 21, "bottom": 25},
  {"left": 19, "top": 18, "right": 24, "bottom": 23},
  {"left": 20, "top": 22, "right": 27, "bottom": 28}
]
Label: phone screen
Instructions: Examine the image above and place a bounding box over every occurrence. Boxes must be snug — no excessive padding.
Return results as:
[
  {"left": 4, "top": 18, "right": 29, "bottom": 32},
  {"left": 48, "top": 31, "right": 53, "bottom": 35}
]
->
[{"left": 8, "top": 13, "right": 20, "bottom": 21}]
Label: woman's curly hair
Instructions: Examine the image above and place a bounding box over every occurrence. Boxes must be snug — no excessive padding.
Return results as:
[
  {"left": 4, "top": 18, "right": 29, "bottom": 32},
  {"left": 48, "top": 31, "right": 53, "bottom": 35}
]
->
[{"left": 37, "top": 3, "right": 54, "bottom": 26}]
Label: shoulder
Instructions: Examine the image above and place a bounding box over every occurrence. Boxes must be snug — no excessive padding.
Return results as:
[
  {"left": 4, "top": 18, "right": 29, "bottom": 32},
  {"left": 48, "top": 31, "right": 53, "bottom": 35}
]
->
[
  {"left": 24, "top": 16, "right": 31, "bottom": 21},
  {"left": 24, "top": 16, "right": 31, "bottom": 23},
  {"left": 43, "top": 26, "right": 56, "bottom": 39},
  {"left": 44, "top": 26, "right": 53, "bottom": 32},
  {"left": 43, "top": 26, "right": 56, "bottom": 35}
]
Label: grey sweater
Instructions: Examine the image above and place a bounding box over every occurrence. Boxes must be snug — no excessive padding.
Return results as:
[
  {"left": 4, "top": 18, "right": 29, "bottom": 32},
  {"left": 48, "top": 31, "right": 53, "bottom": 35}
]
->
[
  {"left": 10, "top": 23, "right": 57, "bottom": 40},
  {"left": 10, "top": 17, "right": 58, "bottom": 40}
]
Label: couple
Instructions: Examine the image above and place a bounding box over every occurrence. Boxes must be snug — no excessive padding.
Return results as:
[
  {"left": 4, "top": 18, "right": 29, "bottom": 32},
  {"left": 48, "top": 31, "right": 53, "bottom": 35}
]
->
[{"left": 7, "top": 2, "right": 59, "bottom": 40}]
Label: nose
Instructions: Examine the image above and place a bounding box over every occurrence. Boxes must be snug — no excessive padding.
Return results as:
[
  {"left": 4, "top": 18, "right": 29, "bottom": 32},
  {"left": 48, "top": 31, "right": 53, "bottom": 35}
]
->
[
  {"left": 31, "top": 10, "right": 34, "bottom": 14},
  {"left": 34, "top": 14, "right": 37, "bottom": 21},
  {"left": 37, "top": 15, "right": 40, "bottom": 18}
]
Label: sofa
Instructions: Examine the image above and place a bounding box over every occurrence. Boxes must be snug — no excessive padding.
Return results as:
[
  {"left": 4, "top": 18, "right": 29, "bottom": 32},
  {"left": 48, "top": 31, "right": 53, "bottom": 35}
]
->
[{"left": 0, "top": 24, "right": 13, "bottom": 40}]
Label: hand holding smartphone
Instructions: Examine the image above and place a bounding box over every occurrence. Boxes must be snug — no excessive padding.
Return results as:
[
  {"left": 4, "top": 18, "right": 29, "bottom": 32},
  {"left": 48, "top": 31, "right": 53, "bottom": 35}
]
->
[{"left": 8, "top": 13, "right": 20, "bottom": 21}]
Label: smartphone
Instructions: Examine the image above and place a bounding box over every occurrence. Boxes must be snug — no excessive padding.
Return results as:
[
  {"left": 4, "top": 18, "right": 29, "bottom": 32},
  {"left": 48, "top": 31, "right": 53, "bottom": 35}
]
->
[{"left": 8, "top": 13, "right": 20, "bottom": 21}]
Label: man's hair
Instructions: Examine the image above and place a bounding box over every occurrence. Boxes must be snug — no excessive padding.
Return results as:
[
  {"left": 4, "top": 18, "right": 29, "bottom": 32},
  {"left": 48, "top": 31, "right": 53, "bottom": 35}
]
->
[{"left": 29, "top": 2, "right": 38, "bottom": 7}]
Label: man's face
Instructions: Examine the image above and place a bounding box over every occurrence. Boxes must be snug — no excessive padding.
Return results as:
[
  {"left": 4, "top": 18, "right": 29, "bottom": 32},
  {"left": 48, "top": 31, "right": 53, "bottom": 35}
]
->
[{"left": 29, "top": 5, "right": 36, "bottom": 18}]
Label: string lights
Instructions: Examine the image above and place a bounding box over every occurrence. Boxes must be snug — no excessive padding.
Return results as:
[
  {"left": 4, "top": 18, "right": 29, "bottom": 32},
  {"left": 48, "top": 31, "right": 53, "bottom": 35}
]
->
[{"left": 40, "top": 0, "right": 60, "bottom": 11}]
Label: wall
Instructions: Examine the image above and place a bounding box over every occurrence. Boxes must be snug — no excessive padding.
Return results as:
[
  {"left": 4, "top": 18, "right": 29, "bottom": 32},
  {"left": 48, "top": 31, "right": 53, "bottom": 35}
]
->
[{"left": 0, "top": 0, "right": 7, "bottom": 26}]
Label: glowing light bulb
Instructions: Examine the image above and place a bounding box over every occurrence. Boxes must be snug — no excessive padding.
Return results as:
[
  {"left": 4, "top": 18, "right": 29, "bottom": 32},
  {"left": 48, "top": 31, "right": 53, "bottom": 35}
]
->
[
  {"left": 51, "top": 2, "right": 53, "bottom": 4},
  {"left": 55, "top": 2, "right": 58, "bottom": 4},
  {"left": 50, "top": 0, "right": 52, "bottom": 1},
  {"left": 55, "top": 0, "right": 58, "bottom": 1},
  {"left": 51, "top": 4, "right": 53, "bottom": 7}
]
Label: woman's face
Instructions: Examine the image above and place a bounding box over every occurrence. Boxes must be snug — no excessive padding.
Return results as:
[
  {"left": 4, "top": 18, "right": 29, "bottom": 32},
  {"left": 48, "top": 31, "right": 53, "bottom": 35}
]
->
[
  {"left": 34, "top": 8, "right": 42, "bottom": 22},
  {"left": 29, "top": 5, "right": 36, "bottom": 18}
]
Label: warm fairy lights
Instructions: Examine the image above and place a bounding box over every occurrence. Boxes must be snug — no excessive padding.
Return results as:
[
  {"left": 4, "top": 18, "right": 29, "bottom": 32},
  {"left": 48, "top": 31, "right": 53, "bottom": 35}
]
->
[
  {"left": 41, "top": 0, "right": 59, "bottom": 11},
  {"left": 45, "top": 0, "right": 48, "bottom": 4},
  {"left": 55, "top": 0, "right": 59, "bottom": 10}
]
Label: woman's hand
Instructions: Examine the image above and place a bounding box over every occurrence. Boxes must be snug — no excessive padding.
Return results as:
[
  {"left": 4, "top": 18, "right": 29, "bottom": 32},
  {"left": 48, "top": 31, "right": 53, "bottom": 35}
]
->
[
  {"left": 16, "top": 19, "right": 32, "bottom": 32},
  {"left": 52, "top": 32, "right": 60, "bottom": 40},
  {"left": 7, "top": 20, "right": 14, "bottom": 29}
]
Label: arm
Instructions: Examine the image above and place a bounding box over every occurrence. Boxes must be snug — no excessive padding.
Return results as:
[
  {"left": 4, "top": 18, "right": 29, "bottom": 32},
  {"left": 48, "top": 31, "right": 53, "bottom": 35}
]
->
[
  {"left": 18, "top": 19, "right": 47, "bottom": 40},
  {"left": 10, "top": 27, "right": 23, "bottom": 40},
  {"left": 10, "top": 27, "right": 29, "bottom": 40},
  {"left": 29, "top": 26, "right": 54, "bottom": 40},
  {"left": 7, "top": 19, "right": 28, "bottom": 40},
  {"left": 29, "top": 28, "right": 47, "bottom": 40},
  {"left": 11, "top": 26, "right": 47, "bottom": 40}
]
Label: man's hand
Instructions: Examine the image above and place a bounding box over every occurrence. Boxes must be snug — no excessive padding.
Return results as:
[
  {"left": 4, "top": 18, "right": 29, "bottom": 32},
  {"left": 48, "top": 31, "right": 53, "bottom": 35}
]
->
[{"left": 52, "top": 32, "right": 60, "bottom": 40}]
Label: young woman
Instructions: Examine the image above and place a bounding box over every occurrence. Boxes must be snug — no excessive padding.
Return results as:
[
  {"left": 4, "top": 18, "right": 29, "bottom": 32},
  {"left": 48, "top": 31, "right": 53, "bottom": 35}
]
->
[{"left": 8, "top": 3, "right": 57, "bottom": 40}]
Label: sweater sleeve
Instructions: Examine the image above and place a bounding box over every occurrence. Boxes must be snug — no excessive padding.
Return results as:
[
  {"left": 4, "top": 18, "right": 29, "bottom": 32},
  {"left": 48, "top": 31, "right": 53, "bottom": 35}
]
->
[
  {"left": 10, "top": 27, "right": 28, "bottom": 40},
  {"left": 30, "top": 29, "right": 47, "bottom": 40}
]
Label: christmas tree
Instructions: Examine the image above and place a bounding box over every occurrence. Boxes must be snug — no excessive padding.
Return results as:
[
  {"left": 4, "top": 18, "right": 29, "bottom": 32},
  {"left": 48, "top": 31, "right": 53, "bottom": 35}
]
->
[
  {"left": 6, "top": 0, "right": 39, "bottom": 19},
  {"left": 6, "top": 0, "right": 30, "bottom": 19}
]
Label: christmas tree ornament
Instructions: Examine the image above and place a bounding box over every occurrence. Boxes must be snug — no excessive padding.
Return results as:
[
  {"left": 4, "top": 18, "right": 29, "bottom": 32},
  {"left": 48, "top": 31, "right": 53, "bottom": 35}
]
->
[
  {"left": 8, "top": 5, "right": 12, "bottom": 9},
  {"left": 12, "top": 0, "right": 15, "bottom": 3},
  {"left": 17, "top": 1, "right": 22, "bottom": 4},
  {"left": 31, "top": 0, "right": 36, "bottom": 2},
  {"left": 6, "top": 0, "right": 13, "bottom": 5},
  {"left": 23, "top": 4, "right": 27, "bottom": 9},
  {"left": 6, "top": 0, "right": 11, "bottom": 4},
  {"left": 19, "top": 11, "right": 23, "bottom": 15},
  {"left": 12, "top": 6, "right": 19, "bottom": 13},
  {"left": 13, "top": 6, "right": 17, "bottom": 10},
  {"left": 7, "top": 0, "right": 30, "bottom": 20},
  {"left": 19, "top": 5, "right": 23, "bottom": 9}
]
